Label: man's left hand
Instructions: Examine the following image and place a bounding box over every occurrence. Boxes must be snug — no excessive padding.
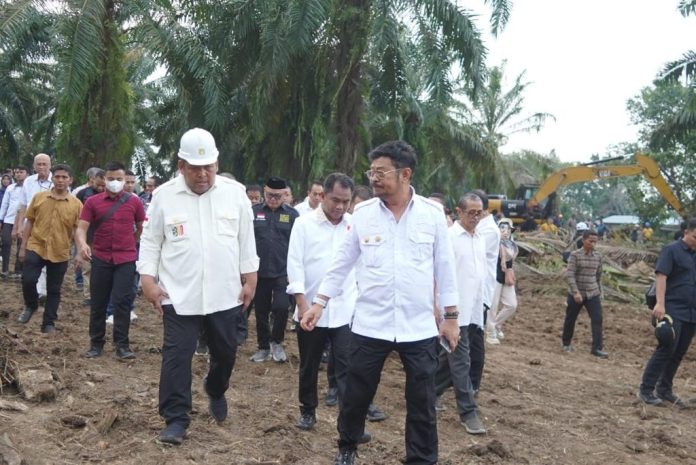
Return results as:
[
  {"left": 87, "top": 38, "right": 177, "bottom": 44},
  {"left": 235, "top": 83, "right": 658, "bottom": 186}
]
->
[
  {"left": 439, "top": 318, "right": 460, "bottom": 350},
  {"left": 239, "top": 281, "right": 256, "bottom": 310}
]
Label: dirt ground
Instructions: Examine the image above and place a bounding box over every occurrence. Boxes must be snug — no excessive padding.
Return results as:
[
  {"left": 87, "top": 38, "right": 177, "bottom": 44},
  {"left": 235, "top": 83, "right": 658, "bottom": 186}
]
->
[{"left": 2, "top": 268, "right": 696, "bottom": 465}]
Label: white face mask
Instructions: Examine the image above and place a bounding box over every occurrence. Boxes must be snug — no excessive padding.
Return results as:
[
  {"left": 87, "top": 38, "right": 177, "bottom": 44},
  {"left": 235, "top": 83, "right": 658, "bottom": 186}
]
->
[{"left": 106, "top": 179, "right": 125, "bottom": 193}]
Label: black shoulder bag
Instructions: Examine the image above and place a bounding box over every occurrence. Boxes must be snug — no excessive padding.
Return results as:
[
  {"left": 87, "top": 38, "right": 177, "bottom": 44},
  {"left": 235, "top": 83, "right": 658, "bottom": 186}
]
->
[{"left": 86, "top": 193, "right": 132, "bottom": 244}]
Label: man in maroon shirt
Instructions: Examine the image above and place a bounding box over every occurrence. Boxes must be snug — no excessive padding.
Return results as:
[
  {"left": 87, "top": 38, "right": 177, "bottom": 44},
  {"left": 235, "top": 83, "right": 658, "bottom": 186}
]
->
[{"left": 75, "top": 161, "right": 146, "bottom": 360}]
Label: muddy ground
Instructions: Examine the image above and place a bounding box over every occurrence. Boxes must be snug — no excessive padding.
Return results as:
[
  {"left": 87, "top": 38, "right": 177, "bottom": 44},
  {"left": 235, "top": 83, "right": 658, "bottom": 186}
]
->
[{"left": 1, "top": 268, "right": 696, "bottom": 465}]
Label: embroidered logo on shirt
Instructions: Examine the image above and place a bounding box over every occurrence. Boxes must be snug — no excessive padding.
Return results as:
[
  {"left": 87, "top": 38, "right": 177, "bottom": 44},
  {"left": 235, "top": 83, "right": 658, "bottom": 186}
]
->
[{"left": 279, "top": 214, "right": 290, "bottom": 223}]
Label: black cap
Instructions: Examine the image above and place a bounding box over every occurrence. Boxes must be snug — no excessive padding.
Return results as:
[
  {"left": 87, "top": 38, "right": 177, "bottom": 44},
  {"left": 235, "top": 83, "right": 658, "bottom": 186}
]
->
[{"left": 266, "top": 177, "right": 287, "bottom": 190}]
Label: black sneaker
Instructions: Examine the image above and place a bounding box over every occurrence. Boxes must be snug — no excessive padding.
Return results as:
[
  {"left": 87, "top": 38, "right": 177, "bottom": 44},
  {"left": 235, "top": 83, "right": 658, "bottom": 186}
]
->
[
  {"left": 41, "top": 324, "right": 56, "bottom": 335},
  {"left": 591, "top": 349, "right": 609, "bottom": 359},
  {"left": 325, "top": 387, "right": 338, "bottom": 406},
  {"left": 205, "top": 378, "right": 228, "bottom": 422},
  {"left": 295, "top": 412, "right": 316, "bottom": 430},
  {"left": 157, "top": 423, "right": 186, "bottom": 445},
  {"left": 333, "top": 446, "right": 357, "bottom": 465},
  {"left": 366, "top": 404, "right": 386, "bottom": 422},
  {"left": 357, "top": 430, "right": 371, "bottom": 444},
  {"left": 657, "top": 391, "right": 688, "bottom": 409},
  {"left": 17, "top": 306, "right": 36, "bottom": 324},
  {"left": 115, "top": 347, "right": 136, "bottom": 360},
  {"left": 85, "top": 346, "right": 103, "bottom": 358},
  {"left": 637, "top": 391, "right": 663, "bottom": 406}
]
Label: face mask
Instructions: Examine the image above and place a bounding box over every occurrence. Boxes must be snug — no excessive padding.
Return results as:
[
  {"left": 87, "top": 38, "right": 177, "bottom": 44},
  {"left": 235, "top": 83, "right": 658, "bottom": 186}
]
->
[{"left": 106, "top": 180, "right": 125, "bottom": 193}]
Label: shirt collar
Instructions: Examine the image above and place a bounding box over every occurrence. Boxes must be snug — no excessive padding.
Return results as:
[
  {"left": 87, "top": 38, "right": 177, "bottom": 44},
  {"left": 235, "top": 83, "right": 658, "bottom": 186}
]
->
[
  {"left": 452, "top": 220, "right": 477, "bottom": 237},
  {"left": 314, "top": 205, "right": 347, "bottom": 226},
  {"left": 47, "top": 188, "right": 70, "bottom": 200},
  {"left": 377, "top": 185, "right": 417, "bottom": 213}
]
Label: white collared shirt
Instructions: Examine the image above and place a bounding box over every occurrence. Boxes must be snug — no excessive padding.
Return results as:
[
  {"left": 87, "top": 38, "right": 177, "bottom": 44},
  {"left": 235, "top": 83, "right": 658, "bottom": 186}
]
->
[
  {"left": 449, "top": 221, "right": 486, "bottom": 328},
  {"left": 317, "top": 189, "right": 459, "bottom": 343},
  {"left": 0, "top": 183, "right": 23, "bottom": 224},
  {"left": 286, "top": 207, "right": 356, "bottom": 328},
  {"left": 19, "top": 173, "right": 52, "bottom": 209},
  {"left": 476, "top": 213, "right": 501, "bottom": 307},
  {"left": 137, "top": 175, "right": 259, "bottom": 315},
  {"left": 294, "top": 198, "right": 315, "bottom": 216}
]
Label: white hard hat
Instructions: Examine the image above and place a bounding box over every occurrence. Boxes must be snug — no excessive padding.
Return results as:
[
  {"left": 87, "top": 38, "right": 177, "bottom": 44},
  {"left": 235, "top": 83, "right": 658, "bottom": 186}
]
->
[
  {"left": 576, "top": 222, "right": 589, "bottom": 231},
  {"left": 178, "top": 128, "right": 219, "bottom": 166}
]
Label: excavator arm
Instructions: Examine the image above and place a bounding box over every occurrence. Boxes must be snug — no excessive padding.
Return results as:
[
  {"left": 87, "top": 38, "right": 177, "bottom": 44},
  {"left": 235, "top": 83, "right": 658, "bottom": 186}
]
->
[{"left": 528, "top": 153, "right": 685, "bottom": 218}]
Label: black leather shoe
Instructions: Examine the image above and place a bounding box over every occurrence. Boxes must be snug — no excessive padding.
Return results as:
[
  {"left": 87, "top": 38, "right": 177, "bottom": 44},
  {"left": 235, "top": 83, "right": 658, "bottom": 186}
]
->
[
  {"left": 85, "top": 346, "right": 103, "bottom": 358},
  {"left": 115, "top": 346, "right": 136, "bottom": 360},
  {"left": 325, "top": 387, "right": 338, "bottom": 406},
  {"left": 366, "top": 403, "right": 387, "bottom": 422},
  {"left": 357, "top": 430, "right": 371, "bottom": 444},
  {"left": 17, "top": 306, "right": 36, "bottom": 324},
  {"left": 157, "top": 423, "right": 186, "bottom": 445},
  {"left": 333, "top": 446, "right": 357, "bottom": 465},
  {"left": 591, "top": 349, "right": 609, "bottom": 359},
  {"left": 205, "top": 377, "right": 228, "bottom": 422},
  {"left": 295, "top": 412, "right": 316, "bottom": 430}
]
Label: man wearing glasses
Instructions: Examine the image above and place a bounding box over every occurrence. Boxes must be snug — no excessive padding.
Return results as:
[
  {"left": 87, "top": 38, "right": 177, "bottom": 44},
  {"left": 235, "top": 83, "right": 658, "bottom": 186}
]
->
[
  {"left": 249, "top": 177, "right": 300, "bottom": 363},
  {"left": 301, "top": 141, "right": 460, "bottom": 465}
]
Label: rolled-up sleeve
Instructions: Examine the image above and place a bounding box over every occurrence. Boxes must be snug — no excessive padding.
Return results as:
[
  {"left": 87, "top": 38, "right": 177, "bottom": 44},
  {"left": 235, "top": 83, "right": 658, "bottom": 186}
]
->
[
  {"left": 286, "top": 220, "right": 306, "bottom": 295},
  {"left": 237, "top": 199, "right": 259, "bottom": 274},
  {"left": 433, "top": 212, "right": 459, "bottom": 310},
  {"left": 318, "top": 221, "right": 361, "bottom": 298},
  {"left": 136, "top": 195, "right": 164, "bottom": 277}
]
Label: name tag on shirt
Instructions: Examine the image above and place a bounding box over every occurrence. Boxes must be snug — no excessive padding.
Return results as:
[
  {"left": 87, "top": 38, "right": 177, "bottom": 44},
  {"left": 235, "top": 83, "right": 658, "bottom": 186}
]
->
[{"left": 255, "top": 213, "right": 266, "bottom": 221}]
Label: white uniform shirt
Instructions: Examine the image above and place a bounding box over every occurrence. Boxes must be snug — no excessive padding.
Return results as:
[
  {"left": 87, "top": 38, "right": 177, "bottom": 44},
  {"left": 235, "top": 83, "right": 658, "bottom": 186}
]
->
[
  {"left": 286, "top": 208, "right": 356, "bottom": 328},
  {"left": 476, "top": 213, "right": 501, "bottom": 307},
  {"left": 294, "top": 198, "right": 315, "bottom": 216},
  {"left": 137, "top": 175, "right": 259, "bottom": 315},
  {"left": 0, "top": 183, "right": 23, "bottom": 224},
  {"left": 449, "top": 221, "right": 486, "bottom": 328},
  {"left": 317, "top": 189, "right": 459, "bottom": 343},
  {"left": 19, "top": 173, "right": 52, "bottom": 209}
]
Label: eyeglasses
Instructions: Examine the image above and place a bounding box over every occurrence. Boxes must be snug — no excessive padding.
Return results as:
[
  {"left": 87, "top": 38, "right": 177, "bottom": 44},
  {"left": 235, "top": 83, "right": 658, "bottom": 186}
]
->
[
  {"left": 464, "top": 209, "right": 483, "bottom": 218},
  {"left": 265, "top": 192, "right": 283, "bottom": 200},
  {"left": 364, "top": 168, "right": 400, "bottom": 180}
]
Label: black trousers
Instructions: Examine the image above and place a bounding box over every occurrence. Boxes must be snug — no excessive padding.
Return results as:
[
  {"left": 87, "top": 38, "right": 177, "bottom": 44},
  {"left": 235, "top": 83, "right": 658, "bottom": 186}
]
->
[
  {"left": 640, "top": 318, "right": 696, "bottom": 396},
  {"left": 338, "top": 333, "right": 439, "bottom": 465},
  {"left": 561, "top": 294, "right": 603, "bottom": 351},
  {"left": 1, "top": 223, "right": 21, "bottom": 273},
  {"left": 253, "top": 276, "right": 290, "bottom": 349},
  {"left": 89, "top": 257, "right": 135, "bottom": 348},
  {"left": 159, "top": 305, "right": 241, "bottom": 428},
  {"left": 297, "top": 324, "right": 350, "bottom": 414},
  {"left": 21, "top": 250, "right": 67, "bottom": 330},
  {"left": 468, "top": 324, "right": 485, "bottom": 391}
]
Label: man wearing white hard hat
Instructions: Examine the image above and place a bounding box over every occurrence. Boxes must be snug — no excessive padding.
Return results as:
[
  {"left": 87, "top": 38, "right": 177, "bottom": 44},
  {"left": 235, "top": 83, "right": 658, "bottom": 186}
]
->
[{"left": 138, "top": 128, "right": 259, "bottom": 445}]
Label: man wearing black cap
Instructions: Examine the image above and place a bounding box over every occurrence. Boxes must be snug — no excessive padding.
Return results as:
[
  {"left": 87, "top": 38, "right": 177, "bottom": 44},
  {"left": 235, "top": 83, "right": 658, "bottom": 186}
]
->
[{"left": 250, "top": 177, "right": 300, "bottom": 363}]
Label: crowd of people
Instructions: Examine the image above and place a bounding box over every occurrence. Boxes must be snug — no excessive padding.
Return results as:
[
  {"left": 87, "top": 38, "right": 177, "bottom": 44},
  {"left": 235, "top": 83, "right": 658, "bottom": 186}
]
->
[{"left": 0, "top": 129, "right": 692, "bottom": 465}]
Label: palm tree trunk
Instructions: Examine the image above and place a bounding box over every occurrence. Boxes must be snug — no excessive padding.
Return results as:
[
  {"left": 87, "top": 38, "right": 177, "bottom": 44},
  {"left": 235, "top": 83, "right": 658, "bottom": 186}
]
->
[{"left": 335, "top": 0, "right": 370, "bottom": 175}]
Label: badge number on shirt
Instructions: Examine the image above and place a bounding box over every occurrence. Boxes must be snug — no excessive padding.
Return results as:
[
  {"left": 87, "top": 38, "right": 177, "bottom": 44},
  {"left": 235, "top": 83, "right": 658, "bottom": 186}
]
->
[{"left": 279, "top": 214, "right": 290, "bottom": 223}]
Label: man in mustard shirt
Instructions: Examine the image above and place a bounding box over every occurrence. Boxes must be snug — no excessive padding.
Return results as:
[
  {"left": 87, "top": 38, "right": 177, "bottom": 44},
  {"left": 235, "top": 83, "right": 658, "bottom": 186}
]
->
[{"left": 17, "top": 164, "right": 82, "bottom": 334}]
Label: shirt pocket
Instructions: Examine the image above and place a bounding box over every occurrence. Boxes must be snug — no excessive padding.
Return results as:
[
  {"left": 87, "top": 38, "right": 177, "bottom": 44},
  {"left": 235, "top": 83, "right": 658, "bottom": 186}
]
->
[
  {"left": 217, "top": 213, "right": 239, "bottom": 237},
  {"left": 165, "top": 215, "right": 189, "bottom": 243},
  {"left": 360, "top": 232, "right": 389, "bottom": 268},
  {"left": 409, "top": 223, "right": 435, "bottom": 262}
]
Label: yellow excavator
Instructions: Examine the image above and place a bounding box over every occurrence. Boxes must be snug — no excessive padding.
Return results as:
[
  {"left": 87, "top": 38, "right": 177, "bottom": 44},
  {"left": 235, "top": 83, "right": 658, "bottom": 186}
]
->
[{"left": 488, "top": 153, "right": 686, "bottom": 223}]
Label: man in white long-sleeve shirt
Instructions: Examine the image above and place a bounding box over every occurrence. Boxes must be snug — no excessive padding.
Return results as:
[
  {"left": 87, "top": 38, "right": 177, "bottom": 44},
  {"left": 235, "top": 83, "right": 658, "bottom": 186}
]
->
[
  {"left": 137, "top": 128, "right": 259, "bottom": 445},
  {"left": 301, "top": 141, "right": 460, "bottom": 465},
  {"left": 287, "top": 173, "right": 358, "bottom": 432},
  {"left": 469, "top": 189, "right": 500, "bottom": 392},
  {"left": 434, "top": 192, "right": 487, "bottom": 435},
  {"left": 0, "top": 165, "right": 27, "bottom": 277}
]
